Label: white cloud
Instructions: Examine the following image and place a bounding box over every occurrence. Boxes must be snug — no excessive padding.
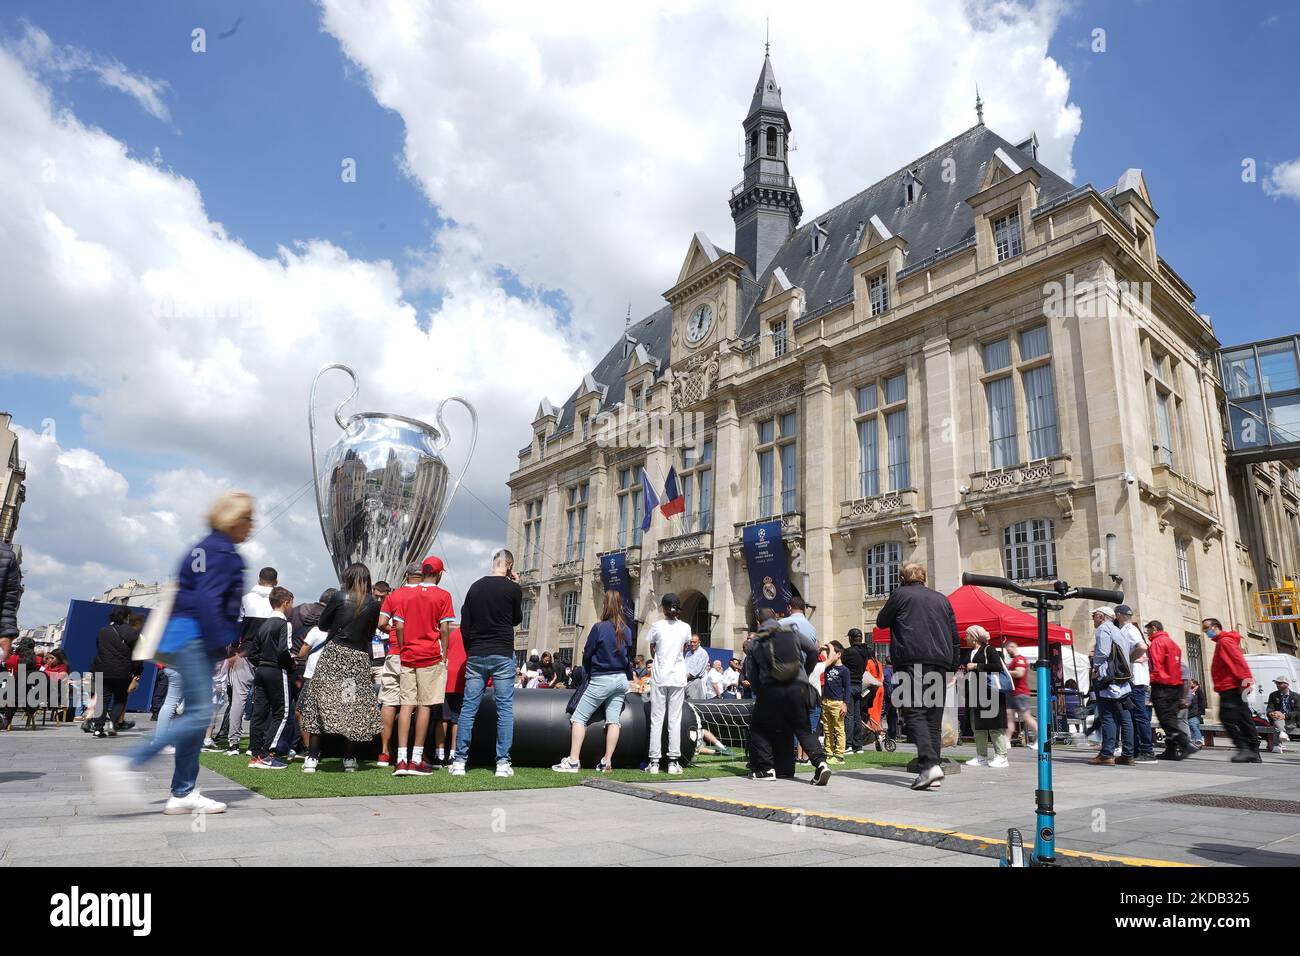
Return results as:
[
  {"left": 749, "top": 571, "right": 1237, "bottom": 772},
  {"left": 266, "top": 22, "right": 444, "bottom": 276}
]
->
[
  {"left": 1263, "top": 158, "right": 1300, "bottom": 202},
  {"left": 13, "top": 21, "right": 172, "bottom": 122},
  {"left": 318, "top": 0, "right": 1082, "bottom": 331},
  {"left": 0, "top": 39, "right": 588, "bottom": 625}
]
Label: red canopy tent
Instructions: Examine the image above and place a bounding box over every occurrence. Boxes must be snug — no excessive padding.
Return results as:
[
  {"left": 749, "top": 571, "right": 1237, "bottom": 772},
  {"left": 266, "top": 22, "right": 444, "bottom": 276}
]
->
[{"left": 871, "top": 584, "right": 1073, "bottom": 646}]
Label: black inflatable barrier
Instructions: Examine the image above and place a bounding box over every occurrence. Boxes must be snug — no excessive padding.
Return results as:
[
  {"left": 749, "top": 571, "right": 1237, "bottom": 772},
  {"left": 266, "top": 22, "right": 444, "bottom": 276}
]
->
[{"left": 321, "top": 688, "right": 698, "bottom": 768}]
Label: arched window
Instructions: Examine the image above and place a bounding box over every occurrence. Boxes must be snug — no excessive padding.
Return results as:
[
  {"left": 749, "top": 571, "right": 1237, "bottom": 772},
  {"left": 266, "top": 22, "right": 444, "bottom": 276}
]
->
[
  {"left": 766, "top": 125, "right": 778, "bottom": 157},
  {"left": 749, "top": 129, "right": 758, "bottom": 160},
  {"left": 866, "top": 542, "right": 903, "bottom": 597}
]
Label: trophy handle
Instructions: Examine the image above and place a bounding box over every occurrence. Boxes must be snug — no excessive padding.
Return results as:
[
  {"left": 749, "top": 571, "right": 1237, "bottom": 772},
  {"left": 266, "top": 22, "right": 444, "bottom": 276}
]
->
[
  {"left": 309, "top": 363, "right": 359, "bottom": 530},
  {"left": 430, "top": 396, "right": 479, "bottom": 542}
]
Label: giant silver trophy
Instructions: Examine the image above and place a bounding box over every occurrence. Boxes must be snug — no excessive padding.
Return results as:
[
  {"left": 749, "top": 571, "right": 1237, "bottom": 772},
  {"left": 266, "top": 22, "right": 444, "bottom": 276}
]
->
[{"left": 309, "top": 363, "right": 478, "bottom": 587}]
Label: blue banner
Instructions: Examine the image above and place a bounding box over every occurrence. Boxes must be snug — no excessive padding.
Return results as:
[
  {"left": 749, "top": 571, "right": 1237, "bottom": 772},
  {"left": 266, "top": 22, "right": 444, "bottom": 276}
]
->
[
  {"left": 742, "top": 520, "right": 792, "bottom": 613},
  {"left": 600, "top": 550, "right": 636, "bottom": 625}
]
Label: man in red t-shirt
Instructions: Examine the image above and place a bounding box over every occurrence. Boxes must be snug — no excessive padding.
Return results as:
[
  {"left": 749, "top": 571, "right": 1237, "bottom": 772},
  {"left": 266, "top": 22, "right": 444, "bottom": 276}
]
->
[
  {"left": 392, "top": 556, "right": 455, "bottom": 776},
  {"left": 376, "top": 563, "right": 423, "bottom": 767},
  {"left": 1004, "top": 641, "right": 1038, "bottom": 749}
]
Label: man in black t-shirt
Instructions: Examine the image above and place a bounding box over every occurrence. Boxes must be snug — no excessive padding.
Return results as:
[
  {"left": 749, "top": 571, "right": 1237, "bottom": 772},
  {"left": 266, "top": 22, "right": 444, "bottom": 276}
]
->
[
  {"left": 840, "top": 628, "right": 869, "bottom": 753},
  {"left": 450, "top": 549, "right": 523, "bottom": 778}
]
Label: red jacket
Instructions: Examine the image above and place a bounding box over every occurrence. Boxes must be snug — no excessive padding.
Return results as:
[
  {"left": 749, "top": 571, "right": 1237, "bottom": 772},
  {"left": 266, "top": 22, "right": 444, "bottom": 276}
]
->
[
  {"left": 1210, "top": 630, "right": 1252, "bottom": 692},
  {"left": 1147, "top": 631, "right": 1183, "bottom": 686}
]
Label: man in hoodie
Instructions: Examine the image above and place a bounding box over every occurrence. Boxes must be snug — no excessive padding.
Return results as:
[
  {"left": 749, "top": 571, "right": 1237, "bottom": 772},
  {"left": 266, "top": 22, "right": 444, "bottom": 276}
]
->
[
  {"left": 1204, "top": 617, "right": 1261, "bottom": 763},
  {"left": 876, "top": 561, "right": 961, "bottom": 791},
  {"left": 248, "top": 587, "right": 294, "bottom": 770},
  {"left": 1145, "top": 620, "right": 1191, "bottom": 760},
  {"left": 224, "top": 567, "right": 276, "bottom": 756}
]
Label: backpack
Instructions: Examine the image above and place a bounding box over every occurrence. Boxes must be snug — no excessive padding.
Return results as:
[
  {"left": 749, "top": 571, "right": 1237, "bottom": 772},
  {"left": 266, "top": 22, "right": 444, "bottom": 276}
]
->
[
  {"left": 755, "top": 626, "right": 804, "bottom": 684},
  {"left": 1107, "top": 635, "right": 1132, "bottom": 683}
]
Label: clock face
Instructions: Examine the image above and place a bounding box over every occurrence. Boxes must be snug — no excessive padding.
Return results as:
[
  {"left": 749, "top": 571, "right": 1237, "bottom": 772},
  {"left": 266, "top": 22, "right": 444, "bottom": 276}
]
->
[{"left": 686, "top": 303, "right": 714, "bottom": 344}]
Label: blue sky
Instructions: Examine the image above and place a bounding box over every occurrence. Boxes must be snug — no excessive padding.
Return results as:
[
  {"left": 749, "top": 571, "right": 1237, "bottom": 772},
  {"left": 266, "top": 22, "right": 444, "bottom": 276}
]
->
[{"left": 1, "top": 0, "right": 1297, "bottom": 625}]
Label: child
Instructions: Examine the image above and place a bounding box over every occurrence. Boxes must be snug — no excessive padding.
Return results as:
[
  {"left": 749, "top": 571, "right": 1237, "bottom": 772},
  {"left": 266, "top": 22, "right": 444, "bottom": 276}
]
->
[
  {"left": 248, "top": 587, "right": 294, "bottom": 770},
  {"left": 821, "top": 641, "right": 851, "bottom": 763}
]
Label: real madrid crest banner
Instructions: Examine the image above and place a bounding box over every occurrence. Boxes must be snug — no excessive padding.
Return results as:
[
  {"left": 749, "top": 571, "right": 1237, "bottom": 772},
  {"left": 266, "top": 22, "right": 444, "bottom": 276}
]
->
[
  {"left": 741, "top": 519, "right": 793, "bottom": 613},
  {"left": 600, "top": 550, "right": 635, "bottom": 620}
]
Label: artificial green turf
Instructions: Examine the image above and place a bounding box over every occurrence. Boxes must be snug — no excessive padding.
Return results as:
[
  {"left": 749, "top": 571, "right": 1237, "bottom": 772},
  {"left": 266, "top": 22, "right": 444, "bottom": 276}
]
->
[{"left": 199, "top": 749, "right": 912, "bottom": 798}]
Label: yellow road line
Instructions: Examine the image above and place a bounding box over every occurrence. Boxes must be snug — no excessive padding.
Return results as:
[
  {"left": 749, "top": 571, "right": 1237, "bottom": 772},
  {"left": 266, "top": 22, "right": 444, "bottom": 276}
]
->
[{"left": 661, "top": 791, "right": 1197, "bottom": 868}]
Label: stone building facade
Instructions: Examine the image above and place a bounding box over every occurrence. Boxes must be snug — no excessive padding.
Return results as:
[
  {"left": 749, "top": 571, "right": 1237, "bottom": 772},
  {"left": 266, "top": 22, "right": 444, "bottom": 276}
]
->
[
  {"left": 504, "top": 53, "right": 1298, "bottom": 689},
  {"left": 0, "top": 412, "right": 26, "bottom": 546}
]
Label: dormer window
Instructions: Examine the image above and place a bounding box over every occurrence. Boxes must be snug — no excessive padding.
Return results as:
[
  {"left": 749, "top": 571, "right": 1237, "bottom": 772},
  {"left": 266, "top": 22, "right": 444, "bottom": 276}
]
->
[
  {"left": 766, "top": 125, "right": 778, "bottom": 157},
  {"left": 903, "top": 170, "right": 921, "bottom": 205},
  {"left": 810, "top": 221, "right": 829, "bottom": 256},
  {"left": 771, "top": 319, "right": 788, "bottom": 359},
  {"left": 868, "top": 271, "right": 889, "bottom": 317},
  {"left": 631, "top": 385, "right": 643, "bottom": 413},
  {"left": 992, "top": 209, "right": 1023, "bottom": 262}
]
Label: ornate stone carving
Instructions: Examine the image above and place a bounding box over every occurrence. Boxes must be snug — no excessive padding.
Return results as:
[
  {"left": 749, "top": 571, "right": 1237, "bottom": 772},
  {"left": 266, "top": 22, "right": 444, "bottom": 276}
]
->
[
  {"left": 971, "top": 504, "right": 990, "bottom": 535},
  {"left": 1203, "top": 524, "right": 1224, "bottom": 553},
  {"left": 737, "top": 380, "right": 802, "bottom": 417},
  {"left": 901, "top": 518, "right": 919, "bottom": 546},
  {"left": 1054, "top": 491, "right": 1074, "bottom": 521},
  {"left": 838, "top": 529, "right": 855, "bottom": 554},
  {"left": 671, "top": 349, "right": 721, "bottom": 410}
]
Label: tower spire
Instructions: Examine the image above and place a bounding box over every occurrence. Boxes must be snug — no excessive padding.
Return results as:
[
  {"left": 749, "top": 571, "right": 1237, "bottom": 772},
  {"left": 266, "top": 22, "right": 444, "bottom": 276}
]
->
[
  {"left": 765, "top": 17, "right": 770, "bottom": 55},
  {"left": 975, "top": 84, "right": 985, "bottom": 125}
]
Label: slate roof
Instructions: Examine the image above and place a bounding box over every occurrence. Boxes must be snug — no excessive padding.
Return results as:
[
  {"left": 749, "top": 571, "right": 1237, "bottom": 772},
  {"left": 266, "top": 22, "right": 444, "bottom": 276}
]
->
[{"left": 545, "top": 122, "right": 1077, "bottom": 437}]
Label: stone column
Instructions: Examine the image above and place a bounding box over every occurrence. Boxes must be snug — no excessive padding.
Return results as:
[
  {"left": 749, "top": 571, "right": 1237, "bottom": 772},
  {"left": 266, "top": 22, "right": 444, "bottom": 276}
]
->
[
  {"left": 802, "top": 357, "right": 836, "bottom": 632},
  {"left": 711, "top": 395, "right": 744, "bottom": 648},
  {"left": 923, "top": 335, "right": 962, "bottom": 591}
]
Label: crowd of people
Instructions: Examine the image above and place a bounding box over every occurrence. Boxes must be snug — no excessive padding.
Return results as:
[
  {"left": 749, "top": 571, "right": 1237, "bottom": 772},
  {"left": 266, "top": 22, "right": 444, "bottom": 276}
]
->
[{"left": 0, "top": 489, "right": 1280, "bottom": 815}]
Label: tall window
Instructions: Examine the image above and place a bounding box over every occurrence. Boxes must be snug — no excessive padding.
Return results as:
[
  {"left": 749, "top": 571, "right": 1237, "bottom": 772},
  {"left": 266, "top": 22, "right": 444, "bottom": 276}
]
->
[
  {"left": 1184, "top": 632, "right": 1206, "bottom": 687},
  {"left": 681, "top": 440, "right": 714, "bottom": 533},
  {"left": 631, "top": 385, "right": 643, "bottom": 413},
  {"left": 1144, "top": 342, "right": 1184, "bottom": 471},
  {"left": 562, "top": 591, "right": 579, "bottom": 627},
  {"left": 855, "top": 384, "right": 880, "bottom": 498},
  {"left": 520, "top": 597, "right": 534, "bottom": 631},
  {"left": 756, "top": 412, "right": 798, "bottom": 517},
  {"left": 979, "top": 325, "right": 1058, "bottom": 468},
  {"left": 771, "top": 319, "right": 788, "bottom": 358},
  {"left": 868, "top": 271, "right": 889, "bottom": 317},
  {"left": 884, "top": 374, "right": 909, "bottom": 491},
  {"left": 580, "top": 413, "right": 590, "bottom": 441},
  {"left": 616, "top": 467, "right": 644, "bottom": 549},
  {"left": 1002, "top": 519, "right": 1057, "bottom": 581},
  {"left": 1175, "top": 535, "right": 1193, "bottom": 593},
  {"left": 766, "top": 125, "right": 778, "bottom": 157},
  {"left": 749, "top": 129, "right": 758, "bottom": 160},
  {"left": 866, "top": 542, "right": 903, "bottom": 597},
  {"left": 992, "top": 208, "right": 1023, "bottom": 261},
  {"left": 984, "top": 338, "right": 1018, "bottom": 468},
  {"left": 522, "top": 498, "right": 543, "bottom": 571},
  {"left": 564, "top": 482, "right": 588, "bottom": 562}
]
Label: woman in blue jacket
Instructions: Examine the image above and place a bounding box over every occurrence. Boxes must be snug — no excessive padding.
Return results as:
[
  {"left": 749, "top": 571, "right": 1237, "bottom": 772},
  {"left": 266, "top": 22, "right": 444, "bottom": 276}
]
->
[
  {"left": 553, "top": 590, "right": 633, "bottom": 773},
  {"left": 88, "top": 491, "right": 250, "bottom": 816}
]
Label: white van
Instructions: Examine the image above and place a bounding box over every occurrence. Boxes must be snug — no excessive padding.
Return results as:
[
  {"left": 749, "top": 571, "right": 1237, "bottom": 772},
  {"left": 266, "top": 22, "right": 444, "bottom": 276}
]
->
[{"left": 1244, "top": 654, "right": 1300, "bottom": 715}]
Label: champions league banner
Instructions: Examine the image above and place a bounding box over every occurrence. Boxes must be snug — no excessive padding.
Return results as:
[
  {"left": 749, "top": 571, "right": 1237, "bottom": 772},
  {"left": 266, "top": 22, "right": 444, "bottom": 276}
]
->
[
  {"left": 742, "top": 520, "right": 793, "bottom": 613},
  {"left": 600, "top": 550, "right": 637, "bottom": 638}
]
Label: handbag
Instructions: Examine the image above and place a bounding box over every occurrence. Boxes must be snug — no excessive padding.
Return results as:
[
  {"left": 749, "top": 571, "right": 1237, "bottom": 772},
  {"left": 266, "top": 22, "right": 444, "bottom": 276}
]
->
[{"left": 979, "top": 648, "right": 1014, "bottom": 695}]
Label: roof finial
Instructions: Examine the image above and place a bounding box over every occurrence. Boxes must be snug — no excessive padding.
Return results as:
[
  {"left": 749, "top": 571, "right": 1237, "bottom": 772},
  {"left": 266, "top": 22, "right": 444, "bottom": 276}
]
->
[
  {"left": 625, "top": 303, "right": 631, "bottom": 331},
  {"left": 975, "top": 84, "right": 985, "bottom": 126},
  {"left": 765, "top": 16, "right": 770, "bottom": 56}
]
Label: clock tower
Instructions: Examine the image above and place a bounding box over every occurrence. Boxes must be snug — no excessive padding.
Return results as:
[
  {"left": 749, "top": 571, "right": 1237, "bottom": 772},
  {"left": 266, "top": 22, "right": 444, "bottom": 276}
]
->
[{"left": 729, "top": 48, "right": 802, "bottom": 280}]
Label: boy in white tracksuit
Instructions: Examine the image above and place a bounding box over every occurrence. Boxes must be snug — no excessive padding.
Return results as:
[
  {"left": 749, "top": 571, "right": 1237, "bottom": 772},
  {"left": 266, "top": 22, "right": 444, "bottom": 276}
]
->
[{"left": 646, "top": 593, "right": 691, "bottom": 774}]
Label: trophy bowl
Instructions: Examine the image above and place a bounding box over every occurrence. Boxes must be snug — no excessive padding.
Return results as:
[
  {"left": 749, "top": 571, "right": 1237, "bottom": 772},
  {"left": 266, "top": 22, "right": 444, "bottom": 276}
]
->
[{"left": 309, "top": 364, "right": 477, "bottom": 587}]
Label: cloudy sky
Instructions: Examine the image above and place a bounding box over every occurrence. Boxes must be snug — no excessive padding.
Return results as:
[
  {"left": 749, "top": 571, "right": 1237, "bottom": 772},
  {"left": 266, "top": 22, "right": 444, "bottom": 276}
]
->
[{"left": 1, "top": 0, "right": 1297, "bottom": 627}]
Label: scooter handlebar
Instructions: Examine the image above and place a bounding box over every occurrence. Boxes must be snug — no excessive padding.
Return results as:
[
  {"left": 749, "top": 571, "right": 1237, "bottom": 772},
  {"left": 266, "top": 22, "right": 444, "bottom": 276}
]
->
[
  {"left": 962, "top": 572, "right": 1022, "bottom": 593},
  {"left": 1071, "top": 586, "right": 1125, "bottom": 604}
]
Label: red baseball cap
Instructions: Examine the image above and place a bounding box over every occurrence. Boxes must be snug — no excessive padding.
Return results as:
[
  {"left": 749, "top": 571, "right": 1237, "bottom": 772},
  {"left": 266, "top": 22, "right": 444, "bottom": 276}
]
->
[{"left": 422, "top": 555, "right": 445, "bottom": 574}]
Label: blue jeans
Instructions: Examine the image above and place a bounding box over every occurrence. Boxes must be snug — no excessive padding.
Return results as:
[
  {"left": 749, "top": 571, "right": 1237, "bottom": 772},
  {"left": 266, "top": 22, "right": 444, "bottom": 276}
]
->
[
  {"left": 128, "top": 638, "right": 213, "bottom": 797},
  {"left": 1098, "top": 696, "right": 1134, "bottom": 758},
  {"left": 153, "top": 667, "right": 183, "bottom": 742},
  {"left": 1188, "top": 715, "right": 1203, "bottom": 743},
  {"left": 453, "top": 655, "right": 516, "bottom": 765},
  {"left": 571, "top": 672, "right": 629, "bottom": 726},
  {"left": 1130, "top": 684, "right": 1154, "bottom": 755}
]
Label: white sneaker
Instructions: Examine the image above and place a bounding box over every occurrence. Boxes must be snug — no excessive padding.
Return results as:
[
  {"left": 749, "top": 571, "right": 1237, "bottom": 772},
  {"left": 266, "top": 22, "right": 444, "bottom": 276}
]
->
[
  {"left": 342, "top": 757, "right": 358, "bottom": 773},
  {"left": 86, "top": 755, "right": 144, "bottom": 808},
  {"left": 1026, "top": 742, "right": 1038, "bottom": 752},
  {"left": 302, "top": 757, "right": 319, "bottom": 774},
  {"left": 667, "top": 761, "right": 683, "bottom": 775},
  {"left": 495, "top": 763, "right": 514, "bottom": 778},
  {"left": 551, "top": 757, "right": 580, "bottom": 773},
  {"left": 164, "top": 790, "right": 226, "bottom": 815},
  {"left": 966, "top": 756, "right": 987, "bottom": 767},
  {"left": 161, "top": 745, "right": 176, "bottom": 755},
  {"left": 449, "top": 761, "right": 466, "bottom": 776},
  {"left": 988, "top": 755, "right": 1010, "bottom": 768},
  {"left": 646, "top": 762, "right": 661, "bottom": 774},
  {"left": 910, "top": 765, "right": 945, "bottom": 790}
]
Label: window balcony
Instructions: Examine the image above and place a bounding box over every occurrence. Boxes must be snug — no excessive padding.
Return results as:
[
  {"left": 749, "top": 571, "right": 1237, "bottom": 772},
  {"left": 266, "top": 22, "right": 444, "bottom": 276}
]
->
[
  {"left": 837, "top": 489, "right": 920, "bottom": 553},
  {"left": 653, "top": 530, "right": 713, "bottom": 574},
  {"left": 1139, "top": 462, "right": 1217, "bottom": 531},
  {"left": 961, "top": 455, "right": 1076, "bottom": 534}
]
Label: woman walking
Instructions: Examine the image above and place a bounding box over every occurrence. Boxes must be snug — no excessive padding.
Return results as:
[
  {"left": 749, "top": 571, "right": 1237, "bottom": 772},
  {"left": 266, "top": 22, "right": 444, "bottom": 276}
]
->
[
  {"left": 553, "top": 591, "right": 633, "bottom": 773},
  {"left": 88, "top": 491, "right": 252, "bottom": 815},
  {"left": 297, "top": 563, "right": 383, "bottom": 773},
  {"left": 962, "top": 625, "right": 1011, "bottom": 768}
]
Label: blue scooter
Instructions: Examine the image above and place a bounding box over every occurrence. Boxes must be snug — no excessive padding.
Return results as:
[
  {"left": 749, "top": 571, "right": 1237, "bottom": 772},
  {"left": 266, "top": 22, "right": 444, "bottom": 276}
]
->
[{"left": 961, "top": 572, "right": 1123, "bottom": 867}]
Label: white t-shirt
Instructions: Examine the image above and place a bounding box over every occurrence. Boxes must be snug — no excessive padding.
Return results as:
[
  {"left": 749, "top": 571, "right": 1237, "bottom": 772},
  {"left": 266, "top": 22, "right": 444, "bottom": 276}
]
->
[
  {"left": 722, "top": 668, "right": 740, "bottom": 693},
  {"left": 1121, "top": 622, "right": 1149, "bottom": 686},
  {"left": 705, "top": 668, "right": 725, "bottom": 698},
  {"left": 647, "top": 618, "right": 692, "bottom": 687},
  {"left": 302, "top": 627, "right": 328, "bottom": 679}
]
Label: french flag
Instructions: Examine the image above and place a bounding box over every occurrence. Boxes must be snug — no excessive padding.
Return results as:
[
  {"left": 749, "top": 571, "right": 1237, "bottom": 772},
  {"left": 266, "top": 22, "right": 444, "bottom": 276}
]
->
[{"left": 660, "top": 466, "right": 686, "bottom": 518}]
